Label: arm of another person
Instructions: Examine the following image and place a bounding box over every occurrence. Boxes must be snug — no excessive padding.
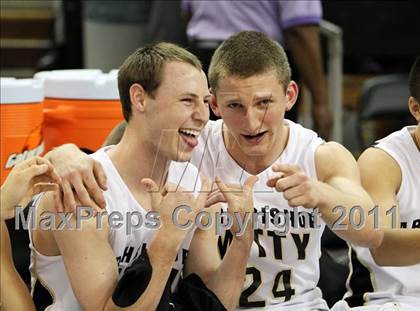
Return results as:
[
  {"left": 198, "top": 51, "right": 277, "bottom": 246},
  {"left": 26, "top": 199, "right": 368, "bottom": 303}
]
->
[
  {"left": 42, "top": 192, "right": 184, "bottom": 311},
  {"left": 358, "top": 147, "right": 420, "bottom": 266},
  {"left": 1, "top": 221, "right": 35, "bottom": 311},
  {"left": 45, "top": 120, "right": 127, "bottom": 212},
  {"left": 284, "top": 24, "right": 332, "bottom": 140}
]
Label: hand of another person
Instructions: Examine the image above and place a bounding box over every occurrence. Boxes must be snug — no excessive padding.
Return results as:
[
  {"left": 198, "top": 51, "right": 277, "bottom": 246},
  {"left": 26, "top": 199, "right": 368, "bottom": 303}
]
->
[
  {"left": 46, "top": 144, "right": 107, "bottom": 213},
  {"left": 1, "top": 156, "right": 61, "bottom": 220}
]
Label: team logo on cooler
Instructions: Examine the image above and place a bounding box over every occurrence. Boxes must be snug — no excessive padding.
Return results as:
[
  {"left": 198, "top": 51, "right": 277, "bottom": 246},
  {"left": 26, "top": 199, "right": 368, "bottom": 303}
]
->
[
  {"left": 4, "top": 124, "right": 44, "bottom": 169},
  {"left": 5, "top": 142, "right": 45, "bottom": 169}
]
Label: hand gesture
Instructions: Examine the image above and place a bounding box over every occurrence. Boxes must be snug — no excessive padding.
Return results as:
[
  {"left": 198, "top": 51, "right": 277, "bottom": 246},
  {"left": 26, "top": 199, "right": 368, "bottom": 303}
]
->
[
  {"left": 1, "top": 156, "right": 61, "bottom": 220},
  {"left": 214, "top": 176, "right": 258, "bottom": 239},
  {"left": 141, "top": 178, "right": 210, "bottom": 244},
  {"left": 267, "top": 164, "right": 319, "bottom": 209}
]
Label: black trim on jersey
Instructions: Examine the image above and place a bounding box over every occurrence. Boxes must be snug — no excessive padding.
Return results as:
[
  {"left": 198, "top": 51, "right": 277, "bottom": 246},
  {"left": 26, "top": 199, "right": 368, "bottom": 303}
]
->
[
  {"left": 112, "top": 249, "right": 226, "bottom": 310},
  {"left": 33, "top": 279, "right": 54, "bottom": 311},
  {"left": 172, "top": 273, "right": 227, "bottom": 311},
  {"left": 112, "top": 248, "right": 153, "bottom": 307},
  {"left": 344, "top": 248, "right": 374, "bottom": 307}
]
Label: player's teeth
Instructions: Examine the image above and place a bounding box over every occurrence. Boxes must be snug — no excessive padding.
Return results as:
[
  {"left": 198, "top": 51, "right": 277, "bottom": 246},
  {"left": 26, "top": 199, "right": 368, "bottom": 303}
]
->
[{"left": 180, "top": 129, "right": 199, "bottom": 137}]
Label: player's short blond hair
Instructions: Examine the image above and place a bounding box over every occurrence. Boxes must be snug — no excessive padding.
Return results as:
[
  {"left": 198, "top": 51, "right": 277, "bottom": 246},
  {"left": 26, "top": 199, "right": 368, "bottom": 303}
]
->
[{"left": 208, "top": 31, "right": 291, "bottom": 93}]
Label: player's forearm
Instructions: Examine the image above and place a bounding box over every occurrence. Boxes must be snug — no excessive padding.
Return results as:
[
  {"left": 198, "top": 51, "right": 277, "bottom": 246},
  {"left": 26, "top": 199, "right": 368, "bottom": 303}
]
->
[
  {"left": 0, "top": 188, "right": 13, "bottom": 220},
  {"left": 1, "top": 221, "right": 36, "bottom": 310},
  {"left": 284, "top": 25, "right": 326, "bottom": 106},
  {"left": 205, "top": 235, "right": 252, "bottom": 310},
  {"left": 370, "top": 229, "right": 420, "bottom": 266},
  {"left": 314, "top": 180, "right": 383, "bottom": 248}
]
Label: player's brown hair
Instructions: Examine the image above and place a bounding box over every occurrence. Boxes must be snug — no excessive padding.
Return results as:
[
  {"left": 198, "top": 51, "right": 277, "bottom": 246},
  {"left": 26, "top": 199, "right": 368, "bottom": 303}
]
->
[{"left": 118, "top": 43, "right": 202, "bottom": 121}]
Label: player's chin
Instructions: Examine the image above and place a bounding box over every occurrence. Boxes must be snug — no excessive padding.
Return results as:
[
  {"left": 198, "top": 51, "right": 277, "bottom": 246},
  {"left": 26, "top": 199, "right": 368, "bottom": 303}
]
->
[
  {"left": 239, "top": 141, "right": 270, "bottom": 156},
  {"left": 175, "top": 150, "right": 193, "bottom": 162}
]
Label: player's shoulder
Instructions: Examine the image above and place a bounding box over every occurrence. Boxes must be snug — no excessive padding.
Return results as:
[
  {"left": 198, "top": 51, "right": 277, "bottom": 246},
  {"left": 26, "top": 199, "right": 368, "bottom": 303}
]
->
[
  {"left": 358, "top": 147, "right": 402, "bottom": 186},
  {"left": 315, "top": 142, "right": 358, "bottom": 182}
]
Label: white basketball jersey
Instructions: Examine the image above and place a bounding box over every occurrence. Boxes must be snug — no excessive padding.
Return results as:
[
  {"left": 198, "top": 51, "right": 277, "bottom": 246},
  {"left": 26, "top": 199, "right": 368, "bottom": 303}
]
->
[
  {"left": 29, "top": 146, "right": 201, "bottom": 310},
  {"left": 192, "top": 119, "right": 328, "bottom": 310},
  {"left": 345, "top": 126, "right": 420, "bottom": 307}
]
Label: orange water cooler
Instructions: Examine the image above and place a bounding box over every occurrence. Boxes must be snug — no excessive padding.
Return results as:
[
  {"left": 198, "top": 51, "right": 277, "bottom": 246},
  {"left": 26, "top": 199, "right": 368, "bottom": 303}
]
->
[
  {"left": 0, "top": 78, "right": 44, "bottom": 184},
  {"left": 34, "top": 70, "right": 123, "bottom": 153}
]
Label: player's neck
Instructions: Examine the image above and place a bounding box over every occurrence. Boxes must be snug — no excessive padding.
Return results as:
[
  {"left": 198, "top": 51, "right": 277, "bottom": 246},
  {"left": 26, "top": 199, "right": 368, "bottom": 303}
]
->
[{"left": 108, "top": 127, "right": 170, "bottom": 191}]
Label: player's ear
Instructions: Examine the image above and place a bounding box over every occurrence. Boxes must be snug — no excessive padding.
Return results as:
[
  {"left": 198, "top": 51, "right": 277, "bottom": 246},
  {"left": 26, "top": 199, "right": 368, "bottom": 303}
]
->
[
  {"left": 285, "top": 81, "right": 298, "bottom": 111},
  {"left": 209, "top": 92, "right": 221, "bottom": 117},
  {"left": 408, "top": 96, "right": 420, "bottom": 122},
  {"left": 130, "top": 83, "right": 147, "bottom": 113}
]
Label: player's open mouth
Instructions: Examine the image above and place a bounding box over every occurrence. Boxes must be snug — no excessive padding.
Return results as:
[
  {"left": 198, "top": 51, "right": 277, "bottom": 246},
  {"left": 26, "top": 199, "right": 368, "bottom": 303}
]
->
[
  {"left": 179, "top": 128, "right": 200, "bottom": 148},
  {"left": 241, "top": 131, "right": 267, "bottom": 144}
]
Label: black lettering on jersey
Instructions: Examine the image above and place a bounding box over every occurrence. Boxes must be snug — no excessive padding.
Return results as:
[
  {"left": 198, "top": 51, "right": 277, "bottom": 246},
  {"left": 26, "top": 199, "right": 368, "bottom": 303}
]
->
[
  {"left": 298, "top": 213, "right": 308, "bottom": 228},
  {"left": 298, "top": 212, "right": 315, "bottom": 228},
  {"left": 182, "top": 248, "right": 189, "bottom": 264},
  {"left": 267, "top": 230, "right": 286, "bottom": 259},
  {"left": 132, "top": 243, "right": 147, "bottom": 262},
  {"left": 272, "top": 270, "right": 295, "bottom": 302},
  {"left": 240, "top": 267, "right": 265, "bottom": 308},
  {"left": 401, "top": 222, "right": 408, "bottom": 228},
  {"left": 412, "top": 219, "right": 420, "bottom": 228},
  {"left": 269, "top": 208, "right": 281, "bottom": 225},
  {"left": 218, "top": 230, "right": 233, "bottom": 259},
  {"left": 291, "top": 233, "right": 310, "bottom": 260},
  {"left": 254, "top": 206, "right": 268, "bottom": 224},
  {"left": 117, "top": 244, "right": 147, "bottom": 274},
  {"left": 254, "top": 229, "right": 267, "bottom": 257},
  {"left": 121, "top": 246, "right": 134, "bottom": 264},
  {"left": 283, "top": 209, "right": 293, "bottom": 227},
  {"left": 174, "top": 249, "right": 189, "bottom": 266}
]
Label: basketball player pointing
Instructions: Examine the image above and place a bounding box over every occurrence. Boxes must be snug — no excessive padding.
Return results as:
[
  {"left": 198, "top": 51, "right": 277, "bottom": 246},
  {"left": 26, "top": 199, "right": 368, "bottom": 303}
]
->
[
  {"left": 49, "top": 32, "right": 384, "bottom": 310},
  {"left": 31, "top": 44, "right": 256, "bottom": 311}
]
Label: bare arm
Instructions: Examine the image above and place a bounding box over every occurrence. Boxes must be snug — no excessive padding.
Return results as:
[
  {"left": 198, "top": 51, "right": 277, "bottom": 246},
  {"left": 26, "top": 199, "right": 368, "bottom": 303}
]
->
[
  {"left": 267, "top": 142, "right": 382, "bottom": 248},
  {"left": 358, "top": 147, "right": 420, "bottom": 266},
  {"left": 45, "top": 119, "right": 128, "bottom": 212},
  {"left": 284, "top": 25, "right": 332, "bottom": 139},
  {"left": 372, "top": 229, "right": 420, "bottom": 266},
  {"left": 314, "top": 142, "right": 383, "bottom": 247},
  {"left": 1, "top": 221, "right": 35, "bottom": 311},
  {"left": 45, "top": 119, "right": 128, "bottom": 213},
  {"left": 185, "top": 177, "right": 257, "bottom": 310},
  {"left": 42, "top": 192, "right": 185, "bottom": 311}
]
